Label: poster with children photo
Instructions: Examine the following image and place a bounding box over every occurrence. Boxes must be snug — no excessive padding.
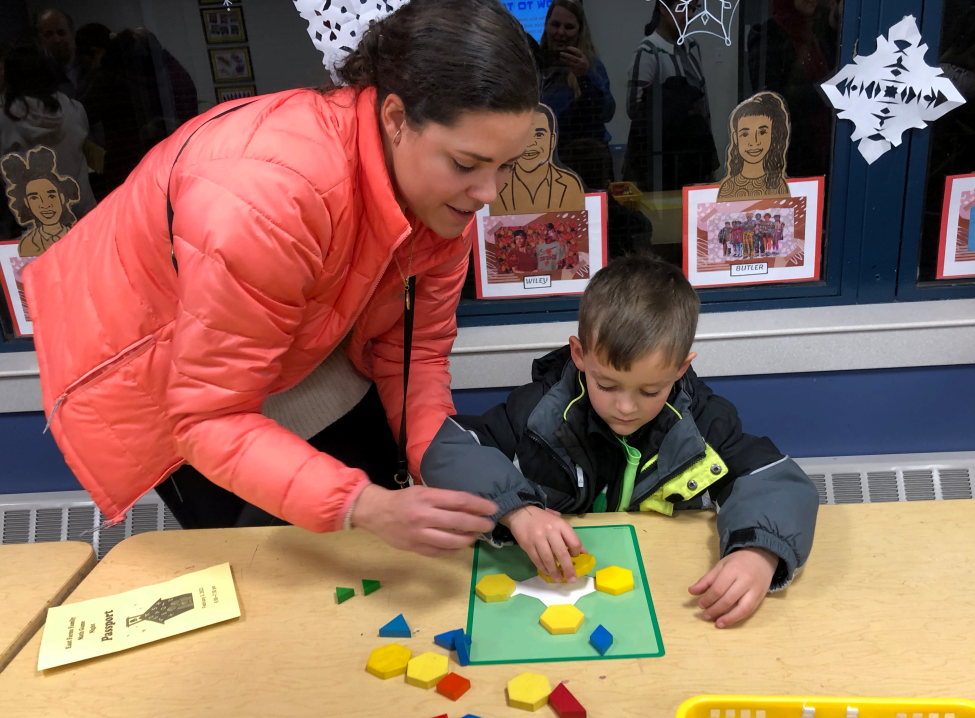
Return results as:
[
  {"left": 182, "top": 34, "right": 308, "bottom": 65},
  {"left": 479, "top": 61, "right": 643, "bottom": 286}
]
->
[
  {"left": 936, "top": 173, "right": 975, "bottom": 279},
  {"left": 474, "top": 195, "right": 607, "bottom": 299},
  {"left": 683, "top": 178, "right": 824, "bottom": 287}
]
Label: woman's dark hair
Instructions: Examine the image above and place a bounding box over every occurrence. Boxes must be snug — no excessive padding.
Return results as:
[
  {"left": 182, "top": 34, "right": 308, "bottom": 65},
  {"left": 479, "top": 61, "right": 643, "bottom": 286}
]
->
[
  {"left": 727, "top": 92, "right": 790, "bottom": 190},
  {"left": 2, "top": 44, "right": 60, "bottom": 121},
  {"left": 335, "top": 0, "right": 540, "bottom": 127},
  {"left": 1, "top": 146, "right": 80, "bottom": 227},
  {"left": 513, "top": 229, "right": 527, "bottom": 239}
]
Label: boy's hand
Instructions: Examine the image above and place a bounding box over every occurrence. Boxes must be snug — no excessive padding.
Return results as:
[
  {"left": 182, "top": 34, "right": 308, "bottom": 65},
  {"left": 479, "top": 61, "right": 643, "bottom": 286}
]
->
[
  {"left": 688, "top": 547, "right": 778, "bottom": 628},
  {"left": 501, "top": 506, "right": 585, "bottom": 582}
]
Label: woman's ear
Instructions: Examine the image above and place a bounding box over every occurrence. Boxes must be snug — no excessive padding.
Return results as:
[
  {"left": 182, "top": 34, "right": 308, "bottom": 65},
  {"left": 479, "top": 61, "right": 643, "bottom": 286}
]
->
[{"left": 380, "top": 93, "right": 407, "bottom": 145}]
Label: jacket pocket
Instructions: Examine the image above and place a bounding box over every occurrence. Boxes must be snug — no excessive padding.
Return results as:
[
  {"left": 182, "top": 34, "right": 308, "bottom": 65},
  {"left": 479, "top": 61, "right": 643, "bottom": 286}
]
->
[{"left": 45, "top": 335, "right": 157, "bottom": 432}]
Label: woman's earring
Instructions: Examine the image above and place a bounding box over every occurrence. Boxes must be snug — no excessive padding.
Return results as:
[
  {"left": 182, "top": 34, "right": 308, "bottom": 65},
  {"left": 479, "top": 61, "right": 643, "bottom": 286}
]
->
[{"left": 394, "top": 129, "right": 401, "bottom": 145}]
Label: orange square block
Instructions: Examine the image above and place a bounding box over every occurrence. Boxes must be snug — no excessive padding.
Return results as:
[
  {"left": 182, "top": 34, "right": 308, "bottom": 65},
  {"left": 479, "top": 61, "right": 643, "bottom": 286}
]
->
[{"left": 436, "top": 671, "right": 471, "bottom": 701}]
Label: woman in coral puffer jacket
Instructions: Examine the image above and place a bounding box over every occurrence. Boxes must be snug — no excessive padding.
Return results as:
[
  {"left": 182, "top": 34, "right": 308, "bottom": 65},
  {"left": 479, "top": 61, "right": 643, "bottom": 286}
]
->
[{"left": 24, "top": 0, "right": 539, "bottom": 558}]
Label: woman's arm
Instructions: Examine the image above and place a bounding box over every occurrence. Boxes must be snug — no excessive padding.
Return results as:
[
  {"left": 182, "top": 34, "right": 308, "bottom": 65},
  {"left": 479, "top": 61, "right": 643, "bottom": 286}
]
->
[{"left": 166, "top": 158, "right": 372, "bottom": 533}]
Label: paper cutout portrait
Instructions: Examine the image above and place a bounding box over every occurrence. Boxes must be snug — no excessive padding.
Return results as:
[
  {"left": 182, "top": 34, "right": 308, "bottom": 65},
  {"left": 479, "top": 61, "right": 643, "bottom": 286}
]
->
[
  {"left": 1, "top": 146, "right": 81, "bottom": 258},
  {"left": 490, "top": 104, "right": 586, "bottom": 215},
  {"left": 717, "top": 92, "right": 792, "bottom": 202}
]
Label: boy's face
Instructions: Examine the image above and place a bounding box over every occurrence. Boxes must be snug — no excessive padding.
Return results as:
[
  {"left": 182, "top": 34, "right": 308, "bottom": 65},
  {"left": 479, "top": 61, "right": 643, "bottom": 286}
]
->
[{"left": 569, "top": 337, "right": 695, "bottom": 436}]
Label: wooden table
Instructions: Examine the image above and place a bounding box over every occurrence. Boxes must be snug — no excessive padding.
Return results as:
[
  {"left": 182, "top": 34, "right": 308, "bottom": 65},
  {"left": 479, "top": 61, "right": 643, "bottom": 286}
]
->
[
  {"left": 0, "top": 502, "right": 972, "bottom": 717},
  {"left": 0, "top": 541, "right": 96, "bottom": 674}
]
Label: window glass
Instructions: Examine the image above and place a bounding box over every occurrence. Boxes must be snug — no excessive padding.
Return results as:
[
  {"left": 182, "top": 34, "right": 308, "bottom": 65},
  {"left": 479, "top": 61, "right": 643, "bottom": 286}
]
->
[
  {"left": 915, "top": 0, "right": 975, "bottom": 284},
  {"left": 461, "top": 0, "right": 843, "bottom": 305}
]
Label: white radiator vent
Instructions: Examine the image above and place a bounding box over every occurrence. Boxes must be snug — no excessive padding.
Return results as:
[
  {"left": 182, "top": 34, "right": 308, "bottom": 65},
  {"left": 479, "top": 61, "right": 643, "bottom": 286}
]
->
[
  {"left": 795, "top": 452, "right": 975, "bottom": 505},
  {"left": 0, "top": 491, "right": 180, "bottom": 559}
]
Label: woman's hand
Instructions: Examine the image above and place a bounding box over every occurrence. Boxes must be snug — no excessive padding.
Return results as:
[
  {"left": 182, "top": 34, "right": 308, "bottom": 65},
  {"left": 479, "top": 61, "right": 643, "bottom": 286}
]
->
[
  {"left": 351, "top": 484, "right": 498, "bottom": 558},
  {"left": 501, "top": 506, "right": 585, "bottom": 582},
  {"left": 560, "top": 47, "right": 590, "bottom": 77}
]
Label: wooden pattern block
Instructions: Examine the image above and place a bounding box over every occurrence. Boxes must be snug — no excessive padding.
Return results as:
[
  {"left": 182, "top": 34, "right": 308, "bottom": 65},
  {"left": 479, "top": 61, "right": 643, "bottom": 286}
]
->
[
  {"left": 474, "top": 573, "right": 516, "bottom": 602},
  {"left": 589, "top": 624, "right": 613, "bottom": 655},
  {"left": 507, "top": 672, "right": 551, "bottom": 711},
  {"left": 540, "top": 604, "right": 585, "bottom": 635},
  {"left": 539, "top": 553, "right": 597, "bottom": 582},
  {"left": 434, "top": 628, "right": 464, "bottom": 651},
  {"left": 362, "top": 579, "right": 381, "bottom": 596},
  {"left": 335, "top": 587, "right": 354, "bottom": 604},
  {"left": 378, "top": 613, "right": 411, "bottom": 638},
  {"left": 406, "top": 651, "right": 449, "bottom": 689},
  {"left": 365, "top": 643, "right": 411, "bottom": 679},
  {"left": 455, "top": 631, "right": 472, "bottom": 667},
  {"left": 594, "top": 566, "right": 634, "bottom": 595},
  {"left": 436, "top": 671, "right": 471, "bottom": 701},
  {"left": 549, "top": 683, "right": 587, "bottom": 718}
]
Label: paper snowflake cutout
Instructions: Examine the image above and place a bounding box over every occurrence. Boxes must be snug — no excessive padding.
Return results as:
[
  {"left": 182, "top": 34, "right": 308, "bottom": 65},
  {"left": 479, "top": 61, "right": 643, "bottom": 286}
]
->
[
  {"left": 654, "top": 0, "right": 740, "bottom": 47},
  {"left": 292, "top": 0, "right": 409, "bottom": 79},
  {"left": 821, "top": 15, "right": 966, "bottom": 164}
]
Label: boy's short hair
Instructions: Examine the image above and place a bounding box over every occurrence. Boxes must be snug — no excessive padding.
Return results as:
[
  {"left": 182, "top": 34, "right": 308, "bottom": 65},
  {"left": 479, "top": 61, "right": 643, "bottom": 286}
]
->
[{"left": 578, "top": 254, "right": 700, "bottom": 370}]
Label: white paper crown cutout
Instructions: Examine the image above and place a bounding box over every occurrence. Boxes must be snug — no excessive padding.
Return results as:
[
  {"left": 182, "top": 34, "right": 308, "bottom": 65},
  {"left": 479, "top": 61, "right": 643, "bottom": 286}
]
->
[
  {"left": 822, "top": 15, "right": 966, "bottom": 164},
  {"left": 292, "top": 0, "right": 410, "bottom": 80}
]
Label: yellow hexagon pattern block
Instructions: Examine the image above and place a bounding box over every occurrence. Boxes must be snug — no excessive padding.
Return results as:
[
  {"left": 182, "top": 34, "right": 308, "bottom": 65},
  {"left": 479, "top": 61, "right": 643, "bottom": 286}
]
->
[
  {"left": 405, "top": 651, "right": 449, "bottom": 689},
  {"left": 539, "top": 553, "right": 597, "bottom": 582},
  {"left": 595, "top": 565, "right": 634, "bottom": 596},
  {"left": 475, "top": 573, "right": 516, "bottom": 602},
  {"left": 539, "top": 604, "right": 585, "bottom": 635},
  {"left": 507, "top": 671, "right": 552, "bottom": 711},
  {"left": 366, "top": 643, "right": 411, "bottom": 679}
]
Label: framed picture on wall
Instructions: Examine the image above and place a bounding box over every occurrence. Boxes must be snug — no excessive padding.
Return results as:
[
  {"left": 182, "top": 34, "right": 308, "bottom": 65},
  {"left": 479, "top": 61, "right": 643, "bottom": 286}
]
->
[
  {"left": 472, "top": 193, "right": 608, "bottom": 299},
  {"left": 682, "top": 177, "right": 825, "bottom": 289},
  {"left": 936, "top": 172, "right": 975, "bottom": 279},
  {"left": 201, "top": 7, "right": 247, "bottom": 44},
  {"left": 216, "top": 85, "right": 256, "bottom": 103},
  {"left": 0, "top": 241, "right": 35, "bottom": 337},
  {"left": 208, "top": 47, "right": 253, "bottom": 83}
]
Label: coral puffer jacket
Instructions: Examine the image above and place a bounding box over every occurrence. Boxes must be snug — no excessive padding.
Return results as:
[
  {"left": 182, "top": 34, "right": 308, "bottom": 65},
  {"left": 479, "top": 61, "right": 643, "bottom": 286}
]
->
[{"left": 24, "top": 87, "right": 471, "bottom": 532}]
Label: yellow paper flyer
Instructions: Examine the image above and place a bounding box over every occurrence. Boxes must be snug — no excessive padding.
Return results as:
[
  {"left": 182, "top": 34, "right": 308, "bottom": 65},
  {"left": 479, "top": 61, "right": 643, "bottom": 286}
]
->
[{"left": 38, "top": 563, "right": 240, "bottom": 670}]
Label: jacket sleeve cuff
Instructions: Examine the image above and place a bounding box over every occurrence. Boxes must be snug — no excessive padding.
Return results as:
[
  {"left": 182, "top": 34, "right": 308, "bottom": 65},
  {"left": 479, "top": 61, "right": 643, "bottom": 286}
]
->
[
  {"left": 724, "top": 527, "right": 798, "bottom": 592},
  {"left": 490, "top": 487, "right": 546, "bottom": 524},
  {"left": 336, "top": 475, "right": 373, "bottom": 532}
]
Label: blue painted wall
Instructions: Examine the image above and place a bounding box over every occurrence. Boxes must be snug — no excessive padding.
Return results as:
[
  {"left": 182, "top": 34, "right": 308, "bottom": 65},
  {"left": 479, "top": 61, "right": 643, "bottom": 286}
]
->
[{"left": 4, "top": 363, "right": 974, "bottom": 494}]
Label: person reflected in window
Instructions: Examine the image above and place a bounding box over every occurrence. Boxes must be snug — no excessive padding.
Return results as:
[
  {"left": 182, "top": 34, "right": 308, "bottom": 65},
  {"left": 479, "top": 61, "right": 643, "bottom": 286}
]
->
[
  {"left": 79, "top": 27, "right": 198, "bottom": 198},
  {"left": 0, "top": 44, "right": 95, "bottom": 235},
  {"left": 511, "top": 230, "right": 538, "bottom": 274},
  {"left": 623, "top": 0, "right": 718, "bottom": 193},
  {"left": 747, "top": 0, "right": 839, "bottom": 180},
  {"left": 74, "top": 23, "right": 112, "bottom": 100},
  {"left": 35, "top": 9, "right": 80, "bottom": 98},
  {"left": 538, "top": 0, "right": 615, "bottom": 168}
]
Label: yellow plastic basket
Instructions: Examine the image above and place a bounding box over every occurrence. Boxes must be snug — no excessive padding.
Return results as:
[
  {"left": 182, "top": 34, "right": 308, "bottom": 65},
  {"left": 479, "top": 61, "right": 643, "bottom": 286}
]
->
[
  {"left": 677, "top": 696, "right": 975, "bottom": 718},
  {"left": 608, "top": 181, "right": 642, "bottom": 210}
]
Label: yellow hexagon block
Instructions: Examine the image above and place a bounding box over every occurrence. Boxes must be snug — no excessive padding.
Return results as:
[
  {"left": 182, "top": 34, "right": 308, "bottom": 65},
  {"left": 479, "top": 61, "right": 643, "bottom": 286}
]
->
[
  {"left": 507, "top": 671, "right": 551, "bottom": 711},
  {"left": 539, "top": 553, "right": 597, "bottom": 582},
  {"left": 405, "top": 651, "right": 449, "bottom": 689},
  {"left": 475, "top": 573, "right": 516, "bottom": 602},
  {"left": 595, "top": 565, "right": 634, "bottom": 596},
  {"left": 366, "top": 643, "right": 411, "bottom": 679},
  {"left": 539, "top": 604, "right": 585, "bottom": 635}
]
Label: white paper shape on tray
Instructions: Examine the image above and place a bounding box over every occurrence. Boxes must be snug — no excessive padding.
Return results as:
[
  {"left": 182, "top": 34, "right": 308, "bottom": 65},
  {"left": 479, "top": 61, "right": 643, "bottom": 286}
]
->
[
  {"left": 512, "top": 575, "right": 596, "bottom": 607},
  {"left": 292, "top": 0, "right": 409, "bottom": 79},
  {"left": 821, "top": 15, "right": 965, "bottom": 164}
]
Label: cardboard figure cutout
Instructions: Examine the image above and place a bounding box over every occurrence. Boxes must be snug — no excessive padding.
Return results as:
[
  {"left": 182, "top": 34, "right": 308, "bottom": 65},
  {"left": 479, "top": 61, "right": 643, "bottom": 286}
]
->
[
  {"left": 490, "top": 103, "right": 586, "bottom": 215},
  {"left": 717, "top": 92, "right": 792, "bottom": 202},
  {"left": 1, "top": 146, "right": 81, "bottom": 257}
]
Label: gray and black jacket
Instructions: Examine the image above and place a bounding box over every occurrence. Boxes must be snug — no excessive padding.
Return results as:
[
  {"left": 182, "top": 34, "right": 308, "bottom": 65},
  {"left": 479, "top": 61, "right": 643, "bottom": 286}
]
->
[{"left": 421, "top": 346, "right": 818, "bottom": 591}]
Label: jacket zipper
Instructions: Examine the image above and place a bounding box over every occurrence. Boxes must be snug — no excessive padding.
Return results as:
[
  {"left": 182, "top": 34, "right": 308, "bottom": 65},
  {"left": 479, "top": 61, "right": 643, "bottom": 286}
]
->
[
  {"left": 527, "top": 430, "right": 583, "bottom": 511},
  {"left": 44, "top": 335, "right": 157, "bottom": 433}
]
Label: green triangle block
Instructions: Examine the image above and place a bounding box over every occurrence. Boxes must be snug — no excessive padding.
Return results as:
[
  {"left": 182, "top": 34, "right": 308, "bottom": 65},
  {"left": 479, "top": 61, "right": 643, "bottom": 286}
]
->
[
  {"left": 336, "top": 587, "right": 355, "bottom": 604},
  {"left": 362, "top": 579, "right": 381, "bottom": 596}
]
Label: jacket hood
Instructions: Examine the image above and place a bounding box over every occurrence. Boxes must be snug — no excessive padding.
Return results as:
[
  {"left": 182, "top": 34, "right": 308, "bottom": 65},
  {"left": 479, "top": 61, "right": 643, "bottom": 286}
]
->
[{"left": 5, "top": 96, "right": 66, "bottom": 145}]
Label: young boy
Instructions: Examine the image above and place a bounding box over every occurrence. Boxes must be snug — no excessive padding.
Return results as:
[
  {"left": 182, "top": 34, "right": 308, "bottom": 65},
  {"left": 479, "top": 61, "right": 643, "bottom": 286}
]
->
[{"left": 422, "top": 255, "right": 818, "bottom": 629}]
